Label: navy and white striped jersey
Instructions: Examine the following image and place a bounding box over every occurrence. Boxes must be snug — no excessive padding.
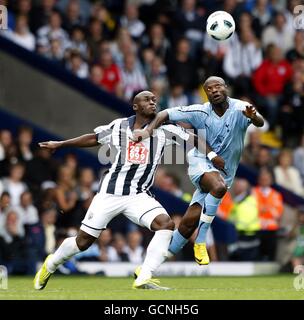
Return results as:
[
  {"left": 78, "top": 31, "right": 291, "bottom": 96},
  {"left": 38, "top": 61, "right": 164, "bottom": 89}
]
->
[{"left": 94, "top": 115, "right": 190, "bottom": 196}]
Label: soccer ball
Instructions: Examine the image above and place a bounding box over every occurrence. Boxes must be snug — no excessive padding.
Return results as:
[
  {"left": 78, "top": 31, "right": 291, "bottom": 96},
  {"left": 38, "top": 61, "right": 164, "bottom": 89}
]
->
[{"left": 206, "top": 11, "right": 235, "bottom": 41}]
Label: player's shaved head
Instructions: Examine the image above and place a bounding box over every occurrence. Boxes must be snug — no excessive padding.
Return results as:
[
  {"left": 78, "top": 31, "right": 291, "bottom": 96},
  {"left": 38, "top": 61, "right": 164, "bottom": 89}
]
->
[
  {"left": 133, "top": 91, "right": 154, "bottom": 104},
  {"left": 203, "top": 76, "right": 226, "bottom": 87},
  {"left": 132, "top": 90, "right": 157, "bottom": 119}
]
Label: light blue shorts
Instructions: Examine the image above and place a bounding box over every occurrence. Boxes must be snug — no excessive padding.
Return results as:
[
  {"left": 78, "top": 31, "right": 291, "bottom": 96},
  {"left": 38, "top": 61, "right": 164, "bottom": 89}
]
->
[
  {"left": 187, "top": 153, "right": 231, "bottom": 207},
  {"left": 188, "top": 154, "right": 219, "bottom": 191}
]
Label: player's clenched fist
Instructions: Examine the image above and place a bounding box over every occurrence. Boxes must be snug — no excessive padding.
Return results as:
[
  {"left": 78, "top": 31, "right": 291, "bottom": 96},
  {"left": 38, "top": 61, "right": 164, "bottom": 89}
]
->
[
  {"left": 131, "top": 129, "right": 150, "bottom": 142},
  {"left": 211, "top": 156, "right": 227, "bottom": 175}
]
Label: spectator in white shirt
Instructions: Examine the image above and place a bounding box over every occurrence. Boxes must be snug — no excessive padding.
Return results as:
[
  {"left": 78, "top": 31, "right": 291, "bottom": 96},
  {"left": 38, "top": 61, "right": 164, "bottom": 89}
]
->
[
  {"left": 125, "top": 230, "right": 144, "bottom": 264},
  {"left": 98, "top": 229, "right": 120, "bottom": 262},
  {"left": 120, "top": 3, "right": 145, "bottom": 41},
  {"left": 274, "top": 149, "right": 304, "bottom": 196},
  {"left": 111, "top": 27, "right": 137, "bottom": 68},
  {"left": 37, "top": 10, "right": 70, "bottom": 56},
  {"left": 146, "top": 55, "right": 168, "bottom": 88},
  {"left": 44, "top": 38, "right": 65, "bottom": 61},
  {"left": 1, "top": 163, "right": 28, "bottom": 207},
  {"left": 3, "top": 14, "right": 35, "bottom": 51},
  {"left": 262, "top": 11, "right": 295, "bottom": 55},
  {"left": 15, "top": 191, "right": 39, "bottom": 226},
  {"left": 68, "top": 26, "right": 88, "bottom": 60},
  {"left": 66, "top": 50, "right": 89, "bottom": 78},
  {"left": 223, "top": 28, "right": 262, "bottom": 96},
  {"left": 1, "top": 209, "right": 25, "bottom": 244},
  {"left": 121, "top": 52, "right": 148, "bottom": 101},
  {"left": 283, "top": 0, "right": 302, "bottom": 33}
]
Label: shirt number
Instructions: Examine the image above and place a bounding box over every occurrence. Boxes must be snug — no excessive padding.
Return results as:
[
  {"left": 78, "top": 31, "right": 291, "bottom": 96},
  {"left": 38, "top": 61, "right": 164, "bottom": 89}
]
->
[{"left": 127, "top": 141, "right": 148, "bottom": 164}]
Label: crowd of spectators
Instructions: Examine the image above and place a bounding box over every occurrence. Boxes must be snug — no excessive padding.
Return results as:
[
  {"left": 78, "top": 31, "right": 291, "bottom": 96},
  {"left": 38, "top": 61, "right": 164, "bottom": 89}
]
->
[
  {"left": 0, "top": 0, "right": 303, "bottom": 146},
  {"left": 0, "top": 0, "right": 304, "bottom": 274}
]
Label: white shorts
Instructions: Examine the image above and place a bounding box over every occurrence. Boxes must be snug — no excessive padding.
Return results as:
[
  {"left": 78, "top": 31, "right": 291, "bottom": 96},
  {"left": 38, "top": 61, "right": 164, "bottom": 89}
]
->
[{"left": 80, "top": 192, "right": 169, "bottom": 238}]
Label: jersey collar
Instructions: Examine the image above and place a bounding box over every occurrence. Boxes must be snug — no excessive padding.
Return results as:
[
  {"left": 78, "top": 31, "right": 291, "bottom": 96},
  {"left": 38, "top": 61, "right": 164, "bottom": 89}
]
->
[{"left": 128, "top": 115, "right": 151, "bottom": 130}]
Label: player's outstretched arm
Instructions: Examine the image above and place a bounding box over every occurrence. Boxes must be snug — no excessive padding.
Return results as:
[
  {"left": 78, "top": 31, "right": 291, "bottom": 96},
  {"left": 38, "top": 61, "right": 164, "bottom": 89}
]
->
[
  {"left": 39, "top": 133, "right": 98, "bottom": 150},
  {"left": 132, "top": 110, "right": 169, "bottom": 141},
  {"left": 242, "top": 105, "right": 264, "bottom": 127}
]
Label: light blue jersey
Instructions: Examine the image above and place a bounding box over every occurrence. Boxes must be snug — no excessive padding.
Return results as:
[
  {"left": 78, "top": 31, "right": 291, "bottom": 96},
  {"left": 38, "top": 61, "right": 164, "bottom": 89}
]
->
[{"left": 167, "top": 98, "right": 251, "bottom": 196}]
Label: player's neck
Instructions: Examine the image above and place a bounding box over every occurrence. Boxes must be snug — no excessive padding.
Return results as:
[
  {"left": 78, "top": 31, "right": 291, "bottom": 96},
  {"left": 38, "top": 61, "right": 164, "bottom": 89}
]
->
[
  {"left": 212, "top": 101, "right": 229, "bottom": 117},
  {"left": 134, "top": 115, "right": 152, "bottom": 130}
]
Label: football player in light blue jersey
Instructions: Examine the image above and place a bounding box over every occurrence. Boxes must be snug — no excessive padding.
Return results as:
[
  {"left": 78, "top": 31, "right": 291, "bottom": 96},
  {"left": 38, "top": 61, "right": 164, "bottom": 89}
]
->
[{"left": 132, "top": 76, "right": 264, "bottom": 265}]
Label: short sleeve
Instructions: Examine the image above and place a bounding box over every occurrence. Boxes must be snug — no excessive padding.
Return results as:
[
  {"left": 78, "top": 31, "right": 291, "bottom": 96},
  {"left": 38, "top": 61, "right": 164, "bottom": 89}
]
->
[
  {"left": 166, "top": 104, "right": 207, "bottom": 127},
  {"left": 94, "top": 121, "right": 115, "bottom": 144}
]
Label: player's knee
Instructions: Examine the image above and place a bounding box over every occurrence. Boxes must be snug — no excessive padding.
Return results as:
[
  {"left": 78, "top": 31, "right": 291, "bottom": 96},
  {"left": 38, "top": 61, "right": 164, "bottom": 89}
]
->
[
  {"left": 151, "top": 215, "right": 175, "bottom": 231},
  {"left": 76, "top": 233, "right": 95, "bottom": 251},
  {"left": 212, "top": 182, "right": 227, "bottom": 198}
]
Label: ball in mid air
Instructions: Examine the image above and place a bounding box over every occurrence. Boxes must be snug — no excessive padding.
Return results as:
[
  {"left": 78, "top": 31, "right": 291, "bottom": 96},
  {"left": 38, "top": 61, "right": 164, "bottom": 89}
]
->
[{"left": 206, "top": 11, "right": 235, "bottom": 41}]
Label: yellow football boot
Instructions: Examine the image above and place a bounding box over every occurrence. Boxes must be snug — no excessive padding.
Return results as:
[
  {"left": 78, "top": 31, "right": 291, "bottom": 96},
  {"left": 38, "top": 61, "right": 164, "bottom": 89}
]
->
[
  {"left": 193, "top": 243, "right": 210, "bottom": 265},
  {"left": 132, "top": 266, "right": 170, "bottom": 290},
  {"left": 133, "top": 265, "right": 141, "bottom": 279},
  {"left": 132, "top": 278, "right": 170, "bottom": 290},
  {"left": 33, "top": 254, "right": 53, "bottom": 290}
]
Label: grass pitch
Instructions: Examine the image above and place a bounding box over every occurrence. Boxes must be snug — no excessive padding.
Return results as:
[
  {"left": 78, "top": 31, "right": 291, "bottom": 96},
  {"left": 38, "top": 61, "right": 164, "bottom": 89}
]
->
[{"left": 1, "top": 275, "right": 303, "bottom": 300}]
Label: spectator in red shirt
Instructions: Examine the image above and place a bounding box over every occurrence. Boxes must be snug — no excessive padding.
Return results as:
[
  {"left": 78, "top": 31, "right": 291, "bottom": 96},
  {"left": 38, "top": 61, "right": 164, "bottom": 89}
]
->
[
  {"left": 98, "top": 48, "right": 123, "bottom": 97},
  {"left": 252, "top": 44, "right": 293, "bottom": 129}
]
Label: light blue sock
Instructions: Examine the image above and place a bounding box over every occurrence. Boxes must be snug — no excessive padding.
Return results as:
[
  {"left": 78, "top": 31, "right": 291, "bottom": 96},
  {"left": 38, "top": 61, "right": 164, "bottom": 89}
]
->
[
  {"left": 168, "top": 229, "right": 188, "bottom": 255},
  {"left": 195, "top": 193, "right": 221, "bottom": 244},
  {"left": 195, "top": 220, "right": 212, "bottom": 244}
]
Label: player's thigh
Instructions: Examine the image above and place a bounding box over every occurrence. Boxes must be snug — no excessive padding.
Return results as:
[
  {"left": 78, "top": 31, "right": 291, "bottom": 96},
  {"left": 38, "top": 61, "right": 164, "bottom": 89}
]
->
[
  {"left": 123, "top": 193, "right": 169, "bottom": 230},
  {"left": 80, "top": 193, "right": 123, "bottom": 238},
  {"left": 188, "top": 155, "right": 220, "bottom": 192}
]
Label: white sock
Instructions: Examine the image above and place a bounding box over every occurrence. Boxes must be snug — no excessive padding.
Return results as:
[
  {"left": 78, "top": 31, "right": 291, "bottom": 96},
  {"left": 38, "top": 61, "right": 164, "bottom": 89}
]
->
[
  {"left": 47, "top": 237, "right": 81, "bottom": 273},
  {"left": 135, "top": 229, "right": 173, "bottom": 285}
]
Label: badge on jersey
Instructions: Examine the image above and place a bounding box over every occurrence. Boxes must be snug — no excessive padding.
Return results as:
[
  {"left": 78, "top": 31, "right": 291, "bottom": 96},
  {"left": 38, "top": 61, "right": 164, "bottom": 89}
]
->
[{"left": 127, "top": 141, "right": 149, "bottom": 164}]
